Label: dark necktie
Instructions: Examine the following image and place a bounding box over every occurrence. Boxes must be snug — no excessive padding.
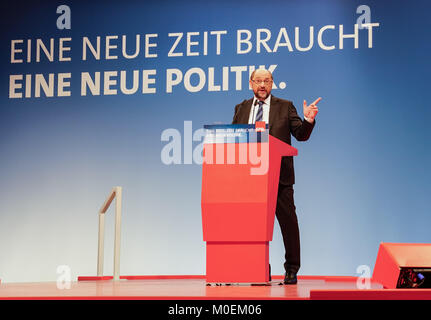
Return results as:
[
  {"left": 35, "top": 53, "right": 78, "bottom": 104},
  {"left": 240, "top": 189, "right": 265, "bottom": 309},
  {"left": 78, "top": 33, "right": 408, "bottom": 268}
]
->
[{"left": 255, "top": 100, "right": 264, "bottom": 122}]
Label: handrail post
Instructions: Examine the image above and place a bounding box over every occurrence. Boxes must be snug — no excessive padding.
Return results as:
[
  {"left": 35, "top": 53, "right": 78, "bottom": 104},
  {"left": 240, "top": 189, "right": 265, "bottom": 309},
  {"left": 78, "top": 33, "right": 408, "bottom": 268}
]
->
[
  {"left": 97, "top": 212, "right": 105, "bottom": 276},
  {"left": 113, "top": 186, "right": 122, "bottom": 281},
  {"left": 96, "top": 186, "right": 122, "bottom": 281}
]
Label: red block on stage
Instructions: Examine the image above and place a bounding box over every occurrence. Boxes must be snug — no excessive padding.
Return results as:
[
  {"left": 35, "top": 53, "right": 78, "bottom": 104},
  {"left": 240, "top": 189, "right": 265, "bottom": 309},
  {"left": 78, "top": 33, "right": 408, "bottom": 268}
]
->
[
  {"left": 201, "top": 124, "right": 297, "bottom": 284},
  {"left": 373, "top": 243, "right": 431, "bottom": 289}
]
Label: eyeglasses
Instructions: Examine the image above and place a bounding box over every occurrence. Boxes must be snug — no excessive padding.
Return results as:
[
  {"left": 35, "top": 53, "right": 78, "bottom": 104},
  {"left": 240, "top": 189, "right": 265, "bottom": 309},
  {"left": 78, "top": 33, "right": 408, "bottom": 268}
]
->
[{"left": 251, "top": 79, "right": 273, "bottom": 85}]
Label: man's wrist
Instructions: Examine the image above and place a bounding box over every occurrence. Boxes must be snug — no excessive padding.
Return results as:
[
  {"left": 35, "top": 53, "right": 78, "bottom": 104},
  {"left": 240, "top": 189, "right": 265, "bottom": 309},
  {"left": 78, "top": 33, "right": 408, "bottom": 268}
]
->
[{"left": 304, "top": 116, "right": 314, "bottom": 123}]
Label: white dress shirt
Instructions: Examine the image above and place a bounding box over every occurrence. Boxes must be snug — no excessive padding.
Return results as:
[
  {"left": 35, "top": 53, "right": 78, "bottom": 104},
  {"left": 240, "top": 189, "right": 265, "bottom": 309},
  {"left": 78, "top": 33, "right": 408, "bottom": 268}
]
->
[{"left": 248, "top": 95, "right": 271, "bottom": 124}]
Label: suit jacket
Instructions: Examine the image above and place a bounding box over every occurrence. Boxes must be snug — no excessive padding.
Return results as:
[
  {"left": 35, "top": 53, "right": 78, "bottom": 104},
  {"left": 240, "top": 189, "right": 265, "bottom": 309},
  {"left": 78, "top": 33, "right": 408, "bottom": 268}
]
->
[{"left": 232, "top": 95, "right": 315, "bottom": 185}]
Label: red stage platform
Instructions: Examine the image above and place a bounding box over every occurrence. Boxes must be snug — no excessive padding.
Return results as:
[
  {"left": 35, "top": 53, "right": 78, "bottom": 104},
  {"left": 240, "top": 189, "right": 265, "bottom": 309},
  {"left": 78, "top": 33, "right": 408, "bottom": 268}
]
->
[{"left": 0, "top": 275, "right": 430, "bottom": 300}]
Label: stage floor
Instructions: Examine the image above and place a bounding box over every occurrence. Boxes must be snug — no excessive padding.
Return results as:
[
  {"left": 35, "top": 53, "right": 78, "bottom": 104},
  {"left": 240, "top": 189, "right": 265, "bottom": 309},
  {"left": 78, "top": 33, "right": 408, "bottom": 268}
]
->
[{"left": 0, "top": 275, "right": 430, "bottom": 300}]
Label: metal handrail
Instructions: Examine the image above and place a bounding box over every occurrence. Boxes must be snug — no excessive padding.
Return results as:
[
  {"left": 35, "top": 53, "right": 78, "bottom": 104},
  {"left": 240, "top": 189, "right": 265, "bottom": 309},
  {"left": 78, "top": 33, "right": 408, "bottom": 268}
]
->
[{"left": 97, "top": 186, "right": 122, "bottom": 281}]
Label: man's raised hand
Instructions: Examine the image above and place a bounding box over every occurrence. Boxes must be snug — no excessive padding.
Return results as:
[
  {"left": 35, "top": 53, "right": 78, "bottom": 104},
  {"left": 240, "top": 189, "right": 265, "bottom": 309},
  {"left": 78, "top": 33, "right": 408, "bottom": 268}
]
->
[{"left": 303, "top": 97, "right": 321, "bottom": 122}]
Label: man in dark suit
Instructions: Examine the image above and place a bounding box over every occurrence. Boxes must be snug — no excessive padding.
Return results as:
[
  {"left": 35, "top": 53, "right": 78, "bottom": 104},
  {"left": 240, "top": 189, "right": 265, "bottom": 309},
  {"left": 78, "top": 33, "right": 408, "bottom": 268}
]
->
[{"left": 232, "top": 69, "right": 321, "bottom": 284}]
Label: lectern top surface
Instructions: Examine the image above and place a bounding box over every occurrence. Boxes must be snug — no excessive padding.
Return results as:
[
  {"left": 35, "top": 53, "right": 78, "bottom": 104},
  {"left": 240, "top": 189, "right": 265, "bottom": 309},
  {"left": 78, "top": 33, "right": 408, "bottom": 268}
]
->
[
  {"left": 204, "top": 124, "right": 268, "bottom": 130},
  {"left": 203, "top": 124, "right": 268, "bottom": 144}
]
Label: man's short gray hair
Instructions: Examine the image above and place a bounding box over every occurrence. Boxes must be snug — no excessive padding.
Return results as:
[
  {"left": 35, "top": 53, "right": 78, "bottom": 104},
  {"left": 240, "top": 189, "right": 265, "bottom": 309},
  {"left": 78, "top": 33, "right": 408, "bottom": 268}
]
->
[{"left": 250, "top": 69, "right": 273, "bottom": 81}]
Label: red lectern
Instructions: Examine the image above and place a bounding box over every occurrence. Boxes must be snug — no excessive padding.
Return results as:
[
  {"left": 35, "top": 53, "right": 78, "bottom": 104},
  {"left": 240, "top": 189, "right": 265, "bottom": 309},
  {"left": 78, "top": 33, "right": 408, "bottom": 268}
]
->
[{"left": 201, "top": 123, "right": 298, "bottom": 284}]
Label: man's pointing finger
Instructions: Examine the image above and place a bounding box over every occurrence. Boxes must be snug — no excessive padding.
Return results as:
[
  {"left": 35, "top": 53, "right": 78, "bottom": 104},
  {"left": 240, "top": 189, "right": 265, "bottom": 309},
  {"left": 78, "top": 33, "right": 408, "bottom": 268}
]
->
[{"left": 311, "top": 97, "right": 322, "bottom": 106}]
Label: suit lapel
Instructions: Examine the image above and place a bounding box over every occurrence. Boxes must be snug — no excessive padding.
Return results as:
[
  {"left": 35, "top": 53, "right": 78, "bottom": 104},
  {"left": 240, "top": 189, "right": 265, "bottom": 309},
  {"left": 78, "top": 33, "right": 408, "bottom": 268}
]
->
[
  {"left": 269, "top": 95, "right": 279, "bottom": 132},
  {"left": 239, "top": 99, "right": 253, "bottom": 123}
]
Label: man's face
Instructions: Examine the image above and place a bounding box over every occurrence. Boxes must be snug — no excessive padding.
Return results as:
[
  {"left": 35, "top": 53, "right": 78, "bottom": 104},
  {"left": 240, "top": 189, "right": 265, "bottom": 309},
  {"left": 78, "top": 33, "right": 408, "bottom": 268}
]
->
[{"left": 250, "top": 70, "right": 273, "bottom": 100}]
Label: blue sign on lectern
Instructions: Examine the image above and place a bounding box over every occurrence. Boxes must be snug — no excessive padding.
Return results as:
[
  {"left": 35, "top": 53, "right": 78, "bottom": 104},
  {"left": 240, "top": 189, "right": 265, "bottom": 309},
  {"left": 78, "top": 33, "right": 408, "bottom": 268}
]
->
[{"left": 203, "top": 124, "right": 269, "bottom": 144}]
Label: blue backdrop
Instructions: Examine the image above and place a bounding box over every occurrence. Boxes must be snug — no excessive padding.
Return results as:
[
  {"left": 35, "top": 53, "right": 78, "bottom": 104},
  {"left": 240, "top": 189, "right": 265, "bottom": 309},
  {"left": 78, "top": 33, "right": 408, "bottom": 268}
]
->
[{"left": 0, "top": 0, "right": 430, "bottom": 282}]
